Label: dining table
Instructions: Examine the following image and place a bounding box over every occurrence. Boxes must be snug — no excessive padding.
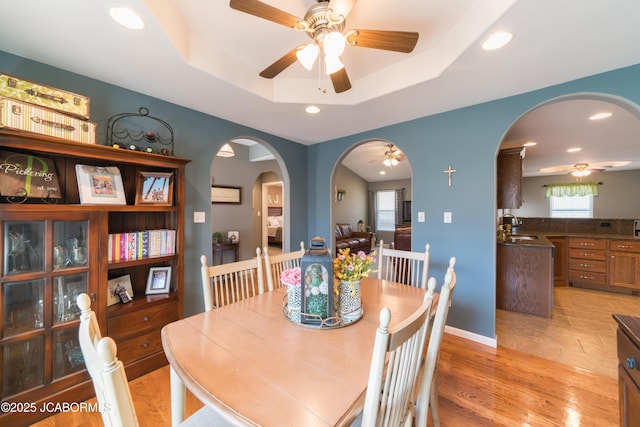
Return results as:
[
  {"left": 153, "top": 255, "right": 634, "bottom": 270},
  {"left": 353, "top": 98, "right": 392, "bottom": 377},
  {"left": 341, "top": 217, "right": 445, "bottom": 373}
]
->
[{"left": 161, "top": 276, "right": 434, "bottom": 427}]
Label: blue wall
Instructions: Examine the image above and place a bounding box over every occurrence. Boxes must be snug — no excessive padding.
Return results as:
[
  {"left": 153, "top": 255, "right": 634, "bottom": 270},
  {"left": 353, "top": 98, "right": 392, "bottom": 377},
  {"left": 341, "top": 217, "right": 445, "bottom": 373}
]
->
[
  {"left": 3, "top": 49, "right": 640, "bottom": 338},
  {"left": 309, "top": 64, "right": 640, "bottom": 338}
]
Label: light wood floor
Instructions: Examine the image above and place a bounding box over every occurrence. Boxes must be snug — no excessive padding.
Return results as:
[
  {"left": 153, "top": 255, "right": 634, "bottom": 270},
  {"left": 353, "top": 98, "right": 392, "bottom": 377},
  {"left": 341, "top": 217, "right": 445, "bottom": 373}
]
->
[
  {"left": 498, "top": 285, "right": 640, "bottom": 378},
  {"left": 31, "top": 332, "right": 618, "bottom": 426}
]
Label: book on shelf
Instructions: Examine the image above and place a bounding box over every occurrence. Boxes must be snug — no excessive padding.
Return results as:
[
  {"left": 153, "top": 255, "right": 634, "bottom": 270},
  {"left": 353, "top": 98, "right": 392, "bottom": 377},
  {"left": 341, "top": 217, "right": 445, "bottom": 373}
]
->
[{"left": 107, "top": 229, "right": 176, "bottom": 262}]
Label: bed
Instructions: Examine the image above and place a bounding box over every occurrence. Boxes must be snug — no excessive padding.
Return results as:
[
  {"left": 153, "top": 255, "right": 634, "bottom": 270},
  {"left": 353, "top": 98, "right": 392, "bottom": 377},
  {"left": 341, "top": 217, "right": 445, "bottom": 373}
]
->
[{"left": 267, "top": 206, "right": 283, "bottom": 245}]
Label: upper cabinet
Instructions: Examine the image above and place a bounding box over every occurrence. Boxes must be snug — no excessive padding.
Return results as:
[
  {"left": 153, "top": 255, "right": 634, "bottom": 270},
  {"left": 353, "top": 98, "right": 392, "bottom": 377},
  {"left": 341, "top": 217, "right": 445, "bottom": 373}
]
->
[{"left": 497, "top": 147, "right": 525, "bottom": 209}]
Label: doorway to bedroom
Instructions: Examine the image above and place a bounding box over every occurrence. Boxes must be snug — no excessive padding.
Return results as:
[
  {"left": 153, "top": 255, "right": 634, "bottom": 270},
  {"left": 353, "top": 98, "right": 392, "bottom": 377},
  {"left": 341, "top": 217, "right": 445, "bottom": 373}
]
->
[{"left": 262, "top": 181, "right": 283, "bottom": 255}]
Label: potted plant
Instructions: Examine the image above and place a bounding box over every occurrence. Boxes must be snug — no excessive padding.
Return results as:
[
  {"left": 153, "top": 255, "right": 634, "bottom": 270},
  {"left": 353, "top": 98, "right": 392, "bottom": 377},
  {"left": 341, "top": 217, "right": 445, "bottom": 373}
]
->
[{"left": 212, "top": 231, "right": 223, "bottom": 243}]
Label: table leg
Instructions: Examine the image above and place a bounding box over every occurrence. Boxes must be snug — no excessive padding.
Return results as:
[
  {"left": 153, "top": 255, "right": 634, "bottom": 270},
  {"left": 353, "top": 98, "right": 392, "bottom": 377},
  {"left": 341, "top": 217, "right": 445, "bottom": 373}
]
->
[{"left": 170, "top": 365, "right": 186, "bottom": 426}]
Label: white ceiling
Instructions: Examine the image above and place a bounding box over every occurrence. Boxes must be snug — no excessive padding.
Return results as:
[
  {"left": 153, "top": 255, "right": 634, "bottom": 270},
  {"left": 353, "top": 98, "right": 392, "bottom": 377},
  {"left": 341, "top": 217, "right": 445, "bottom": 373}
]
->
[{"left": 1, "top": 0, "right": 640, "bottom": 180}]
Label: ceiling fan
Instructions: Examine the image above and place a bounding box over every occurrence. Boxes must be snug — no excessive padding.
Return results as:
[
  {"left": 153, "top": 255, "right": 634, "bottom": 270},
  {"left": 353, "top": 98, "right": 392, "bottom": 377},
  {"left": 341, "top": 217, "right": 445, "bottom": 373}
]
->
[
  {"left": 229, "top": 0, "right": 419, "bottom": 93},
  {"left": 539, "top": 161, "right": 630, "bottom": 176},
  {"left": 376, "top": 143, "right": 405, "bottom": 167}
]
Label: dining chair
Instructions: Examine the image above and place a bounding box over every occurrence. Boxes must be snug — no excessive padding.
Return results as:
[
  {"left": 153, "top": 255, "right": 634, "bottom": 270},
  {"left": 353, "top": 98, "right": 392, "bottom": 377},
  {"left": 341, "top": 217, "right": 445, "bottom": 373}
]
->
[
  {"left": 377, "top": 240, "right": 430, "bottom": 289},
  {"left": 263, "top": 241, "right": 305, "bottom": 291},
  {"left": 76, "top": 293, "right": 226, "bottom": 427},
  {"left": 414, "top": 256, "right": 457, "bottom": 427},
  {"left": 200, "top": 248, "right": 265, "bottom": 311},
  {"left": 359, "top": 280, "right": 436, "bottom": 427}
]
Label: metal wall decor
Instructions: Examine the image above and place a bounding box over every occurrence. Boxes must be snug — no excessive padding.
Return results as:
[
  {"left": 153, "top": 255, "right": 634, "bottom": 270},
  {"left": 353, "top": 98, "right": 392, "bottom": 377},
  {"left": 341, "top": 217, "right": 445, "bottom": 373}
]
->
[{"left": 106, "top": 107, "right": 174, "bottom": 155}]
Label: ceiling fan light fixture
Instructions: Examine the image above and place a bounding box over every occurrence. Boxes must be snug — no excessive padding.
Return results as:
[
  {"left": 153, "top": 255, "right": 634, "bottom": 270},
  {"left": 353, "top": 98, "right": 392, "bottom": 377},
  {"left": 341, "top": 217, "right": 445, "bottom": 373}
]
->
[
  {"left": 324, "top": 54, "right": 344, "bottom": 75},
  {"left": 296, "top": 43, "right": 319, "bottom": 70},
  {"left": 571, "top": 163, "right": 591, "bottom": 177},
  {"left": 216, "top": 143, "right": 235, "bottom": 158},
  {"left": 323, "top": 31, "right": 346, "bottom": 57}
]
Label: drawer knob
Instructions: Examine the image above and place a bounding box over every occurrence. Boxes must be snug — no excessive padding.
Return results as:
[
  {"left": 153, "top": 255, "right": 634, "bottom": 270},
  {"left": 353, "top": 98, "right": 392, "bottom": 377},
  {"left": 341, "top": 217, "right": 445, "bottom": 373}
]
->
[
  {"left": 627, "top": 357, "right": 637, "bottom": 370},
  {"left": 142, "top": 343, "right": 149, "bottom": 349},
  {"left": 143, "top": 316, "right": 150, "bottom": 322}
]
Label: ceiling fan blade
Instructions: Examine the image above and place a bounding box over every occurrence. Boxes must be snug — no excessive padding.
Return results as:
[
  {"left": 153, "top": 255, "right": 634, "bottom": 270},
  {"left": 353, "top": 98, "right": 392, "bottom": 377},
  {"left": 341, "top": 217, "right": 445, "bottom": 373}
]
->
[
  {"left": 230, "top": 0, "right": 302, "bottom": 29},
  {"left": 330, "top": 67, "right": 352, "bottom": 93},
  {"left": 346, "top": 29, "right": 419, "bottom": 53},
  {"left": 259, "top": 48, "right": 299, "bottom": 79},
  {"left": 328, "top": 0, "right": 358, "bottom": 21}
]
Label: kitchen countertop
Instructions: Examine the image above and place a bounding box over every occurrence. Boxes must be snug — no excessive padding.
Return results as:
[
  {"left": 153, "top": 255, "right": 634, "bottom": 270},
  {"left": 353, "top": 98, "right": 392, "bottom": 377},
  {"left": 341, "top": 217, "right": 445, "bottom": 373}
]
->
[{"left": 497, "top": 231, "right": 640, "bottom": 247}]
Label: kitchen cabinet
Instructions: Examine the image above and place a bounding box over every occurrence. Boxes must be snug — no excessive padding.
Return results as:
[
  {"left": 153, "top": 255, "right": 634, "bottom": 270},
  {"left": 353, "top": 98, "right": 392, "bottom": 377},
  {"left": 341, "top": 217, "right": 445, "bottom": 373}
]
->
[
  {"left": 567, "top": 238, "right": 607, "bottom": 289},
  {"left": 614, "top": 314, "right": 640, "bottom": 426},
  {"left": 609, "top": 240, "right": 640, "bottom": 290},
  {"left": 0, "top": 131, "right": 189, "bottom": 426},
  {"left": 497, "top": 242, "right": 553, "bottom": 318},
  {"left": 497, "top": 147, "right": 524, "bottom": 209},
  {"left": 548, "top": 237, "right": 566, "bottom": 286}
]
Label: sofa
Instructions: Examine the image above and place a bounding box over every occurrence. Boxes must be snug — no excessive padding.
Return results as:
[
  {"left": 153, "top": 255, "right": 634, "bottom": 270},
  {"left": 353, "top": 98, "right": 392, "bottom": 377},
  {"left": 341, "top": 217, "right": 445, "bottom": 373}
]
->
[
  {"left": 394, "top": 226, "right": 412, "bottom": 250},
  {"left": 334, "top": 223, "right": 373, "bottom": 255}
]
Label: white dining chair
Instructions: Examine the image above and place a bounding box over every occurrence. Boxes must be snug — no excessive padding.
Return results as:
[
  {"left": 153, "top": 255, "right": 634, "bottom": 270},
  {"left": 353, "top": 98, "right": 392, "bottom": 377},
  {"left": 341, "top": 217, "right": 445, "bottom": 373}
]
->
[
  {"left": 263, "top": 241, "right": 305, "bottom": 291},
  {"left": 200, "top": 248, "right": 264, "bottom": 311},
  {"left": 77, "top": 293, "right": 226, "bottom": 427},
  {"left": 414, "top": 257, "right": 457, "bottom": 427},
  {"left": 358, "top": 280, "right": 436, "bottom": 427},
  {"left": 377, "top": 240, "right": 430, "bottom": 289}
]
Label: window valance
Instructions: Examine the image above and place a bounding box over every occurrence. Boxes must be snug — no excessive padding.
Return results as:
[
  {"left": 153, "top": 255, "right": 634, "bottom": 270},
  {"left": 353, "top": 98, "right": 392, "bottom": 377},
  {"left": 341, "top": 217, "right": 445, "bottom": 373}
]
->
[{"left": 544, "top": 182, "right": 600, "bottom": 198}]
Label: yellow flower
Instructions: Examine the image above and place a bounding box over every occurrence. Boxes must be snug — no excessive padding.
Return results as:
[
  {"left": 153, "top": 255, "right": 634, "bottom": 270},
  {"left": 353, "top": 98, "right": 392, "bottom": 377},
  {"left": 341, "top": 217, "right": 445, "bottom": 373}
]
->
[{"left": 333, "top": 248, "right": 377, "bottom": 283}]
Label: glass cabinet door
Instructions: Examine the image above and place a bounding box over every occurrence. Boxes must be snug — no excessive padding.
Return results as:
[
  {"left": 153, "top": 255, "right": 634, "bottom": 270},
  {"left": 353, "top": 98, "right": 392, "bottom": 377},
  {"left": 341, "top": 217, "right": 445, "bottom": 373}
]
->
[
  {"left": 53, "top": 274, "right": 87, "bottom": 324},
  {"left": 53, "top": 221, "right": 88, "bottom": 269},
  {"left": 2, "top": 336, "right": 44, "bottom": 397},
  {"left": 3, "top": 279, "right": 45, "bottom": 336},
  {"left": 3, "top": 221, "right": 44, "bottom": 275}
]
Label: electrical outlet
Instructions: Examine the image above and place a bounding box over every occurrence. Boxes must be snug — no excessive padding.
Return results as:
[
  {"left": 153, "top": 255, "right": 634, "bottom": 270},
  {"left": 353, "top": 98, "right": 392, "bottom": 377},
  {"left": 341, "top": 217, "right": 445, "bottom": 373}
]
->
[
  {"left": 444, "top": 212, "right": 452, "bottom": 223},
  {"left": 418, "top": 211, "right": 425, "bottom": 222}
]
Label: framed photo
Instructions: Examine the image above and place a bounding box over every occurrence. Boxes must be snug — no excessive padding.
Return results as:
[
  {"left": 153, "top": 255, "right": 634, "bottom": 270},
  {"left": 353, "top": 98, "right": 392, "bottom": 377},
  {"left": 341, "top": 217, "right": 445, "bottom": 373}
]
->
[
  {"left": 211, "top": 185, "right": 241, "bottom": 204},
  {"left": 75, "top": 164, "right": 126, "bottom": 205},
  {"left": 146, "top": 266, "right": 172, "bottom": 295},
  {"left": 107, "top": 274, "right": 134, "bottom": 305},
  {"left": 135, "top": 171, "right": 174, "bottom": 206},
  {"left": 228, "top": 230, "right": 239, "bottom": 242}
]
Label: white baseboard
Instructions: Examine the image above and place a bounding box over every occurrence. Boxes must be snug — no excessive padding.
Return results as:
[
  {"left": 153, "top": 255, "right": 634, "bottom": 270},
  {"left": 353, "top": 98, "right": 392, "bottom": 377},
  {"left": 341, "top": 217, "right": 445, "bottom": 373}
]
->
[{"left": 444, "top": 325, "right": 497, "bottom": 348}]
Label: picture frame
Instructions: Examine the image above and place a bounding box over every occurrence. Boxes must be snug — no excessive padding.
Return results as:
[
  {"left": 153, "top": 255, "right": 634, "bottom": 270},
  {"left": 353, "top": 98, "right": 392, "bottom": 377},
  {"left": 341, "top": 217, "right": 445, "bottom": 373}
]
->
[
  {"left": 228, "top": 230, "right": 239, "bottom": 243},
  {"left": 75, "top": 164, "right": 126, "bottom": 205},
  {"left": 146, "top": 266, "right": 172, "bottom": 295},
  {"left": 135, "top": 171, "right": 174, "bottom": 206},
  {"left": 107, "top": 274, "right": 134, "bottom": 305},
  {"left": 211, "top": 185, "right": 241, "bottom": 204}
]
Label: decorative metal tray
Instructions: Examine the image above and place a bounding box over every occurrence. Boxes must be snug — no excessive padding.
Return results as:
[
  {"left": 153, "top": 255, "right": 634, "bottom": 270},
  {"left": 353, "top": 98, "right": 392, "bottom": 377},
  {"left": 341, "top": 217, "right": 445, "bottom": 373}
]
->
[{"left": 283, "top": 295, "right": 363, "bottom": 329}]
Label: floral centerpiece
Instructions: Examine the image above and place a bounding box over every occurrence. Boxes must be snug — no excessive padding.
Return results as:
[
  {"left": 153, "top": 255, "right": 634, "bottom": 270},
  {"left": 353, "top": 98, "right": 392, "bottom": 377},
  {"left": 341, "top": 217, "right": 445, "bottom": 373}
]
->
[{"left": 333, "top": 248, "right": 376, "bottom": 322}]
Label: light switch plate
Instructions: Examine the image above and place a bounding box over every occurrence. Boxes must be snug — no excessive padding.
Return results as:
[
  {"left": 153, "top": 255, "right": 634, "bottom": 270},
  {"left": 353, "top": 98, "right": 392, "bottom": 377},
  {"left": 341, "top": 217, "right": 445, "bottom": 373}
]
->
[
  {"left": 444, "top": 212, "right": 452, "bottom": 223},
  {"left": 418, "top": 211, "right": 425, "bottom": 222},
  {"left": 194, "top": 211, "right": 205, "bottom": 223}
]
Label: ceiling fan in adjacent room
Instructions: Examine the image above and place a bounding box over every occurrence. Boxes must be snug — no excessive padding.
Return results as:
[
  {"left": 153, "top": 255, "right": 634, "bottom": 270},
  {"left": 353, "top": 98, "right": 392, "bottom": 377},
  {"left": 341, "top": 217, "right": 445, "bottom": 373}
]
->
[
  {"left": 229, "top": 0, "right": 419, "bottom": 93},
  {"left": 379, "top": 143, "right": 405, "bottom": 167},
  {"left": 539, "top": 161, "right": 631, "bottom": 177}
]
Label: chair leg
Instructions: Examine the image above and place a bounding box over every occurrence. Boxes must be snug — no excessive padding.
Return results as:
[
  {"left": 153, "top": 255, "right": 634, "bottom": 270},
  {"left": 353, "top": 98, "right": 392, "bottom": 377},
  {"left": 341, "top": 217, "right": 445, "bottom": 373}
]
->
[{"left": 429, "top": 371, "right": 440, "bottom": 427}]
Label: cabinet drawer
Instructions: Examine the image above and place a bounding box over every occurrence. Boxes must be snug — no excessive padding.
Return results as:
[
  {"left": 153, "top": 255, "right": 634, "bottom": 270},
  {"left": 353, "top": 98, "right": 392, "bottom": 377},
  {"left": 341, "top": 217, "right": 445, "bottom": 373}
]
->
[
  {"left": 568, "top": 269, "right": 607, "bottom": 285},
  {"left": 108, "top": 301, "right": 178, "bottom": 341},
  {"left": 568, "top": 248, "right": 607, "bottom": 262},
  {"left": 568, "top": 258, "right": 606, "bottom": 273},
  {"left": 618, "top": 328, "right": 640, "bottom": 387},
  {"left": 610, "top": 240, "right": 640, "bottom": 253},
  {"left": 568, "top": 238, "right": 607, "bottom": 251},
  {"left": 116, "top": 329, "right": 163, "bottom": 364}
]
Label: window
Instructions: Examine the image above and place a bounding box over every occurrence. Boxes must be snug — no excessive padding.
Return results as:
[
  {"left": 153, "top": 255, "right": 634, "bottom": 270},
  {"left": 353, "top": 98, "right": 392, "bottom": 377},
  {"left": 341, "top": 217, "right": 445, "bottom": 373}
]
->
[
  {"left": 550, "top": 195, "right": 593, "bottom": 218},
  {"left": 376, "top": 190, "right": 396, "bottom": 231}
]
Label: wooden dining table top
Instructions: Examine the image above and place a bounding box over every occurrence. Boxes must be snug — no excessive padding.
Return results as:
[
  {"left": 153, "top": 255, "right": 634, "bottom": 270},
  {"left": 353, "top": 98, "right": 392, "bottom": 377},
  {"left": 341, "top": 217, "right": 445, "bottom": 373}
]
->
[{"left": 161, "top": 277, "right": 433, "bottom": 427}]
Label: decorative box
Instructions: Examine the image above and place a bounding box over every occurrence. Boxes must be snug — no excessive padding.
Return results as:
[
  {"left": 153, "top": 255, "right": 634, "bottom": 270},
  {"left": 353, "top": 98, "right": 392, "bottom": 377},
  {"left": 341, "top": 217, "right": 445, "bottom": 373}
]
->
[
  {"left": 0, "top": 97, "right": 96, "bottom": 144},
  {"left": 0, "top": 73, "right": 90, "bottom": 119}
]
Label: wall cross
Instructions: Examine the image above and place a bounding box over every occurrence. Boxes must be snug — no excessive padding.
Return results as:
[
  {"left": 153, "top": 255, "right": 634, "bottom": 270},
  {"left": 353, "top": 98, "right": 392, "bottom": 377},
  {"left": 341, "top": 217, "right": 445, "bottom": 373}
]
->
[{"left": 443, "top": 165, "right": 457, "bottom": 187}]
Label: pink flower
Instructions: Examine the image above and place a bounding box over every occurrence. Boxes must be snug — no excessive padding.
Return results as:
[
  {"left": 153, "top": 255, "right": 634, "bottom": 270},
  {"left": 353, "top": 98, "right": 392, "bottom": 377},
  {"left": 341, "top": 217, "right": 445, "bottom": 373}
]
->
[{"left": 281, "top": 267, "right": 301, "bottom": 287}]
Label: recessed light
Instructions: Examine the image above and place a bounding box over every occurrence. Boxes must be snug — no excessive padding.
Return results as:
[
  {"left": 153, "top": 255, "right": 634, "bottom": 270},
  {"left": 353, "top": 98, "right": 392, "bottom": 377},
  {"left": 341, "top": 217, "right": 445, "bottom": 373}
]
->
[
  {"left": 482, "top": 31, "right": 513, "bottom": 51},
  {"left": 589, "top": 112, "right": 612, "bottom": 121},
  {"left": 567, "top": 147, "right": 582, "bottom": 153},
  {"left": 109, "top": 7, "right": 144, "bottom": 30},
  {"left": 379, "top": 170, "right": 386, "bottom": 175},
  {"left": 523, "top": 141, "right": 537, "bottom": 147},
  {"left": 305, "top": 106, "right": 320, "bottom": 114}
]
